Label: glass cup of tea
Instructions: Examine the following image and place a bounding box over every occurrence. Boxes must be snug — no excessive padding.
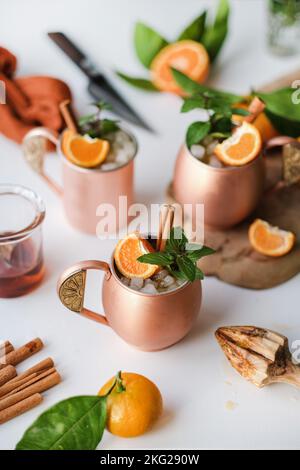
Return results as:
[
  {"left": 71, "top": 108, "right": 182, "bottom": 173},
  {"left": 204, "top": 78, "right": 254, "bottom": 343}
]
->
[{"left": 0, "top": 185, "right": 45, "bottom": 298}]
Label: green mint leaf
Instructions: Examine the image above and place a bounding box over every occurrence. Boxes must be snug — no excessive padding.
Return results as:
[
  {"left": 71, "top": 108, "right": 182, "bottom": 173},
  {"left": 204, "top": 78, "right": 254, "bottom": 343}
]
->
[
  {"left": 16, "top": 396, "right": 107, "bottom": 450},
  {"left": 176, "top": 256, "right": 196, "bottom": 282},
  {"left": 195, "top": 267, "right": 205, "bottom": 280},
  {"left": 202, "top": 0, "right": 230, "bottom": 62},
  {"left": 134, "top": 22, "right": 168, "bottom": 69},
  {"left": 186, "top": 121, "right": 211, "bottom": 147},
  {"left": 178, "top": 11, "right": 207, "bottom": 41},
  {"left": 171, "top": 69, "right": 242, "bottom": 103},
  {"left": 78, "top": 114, "right": 96, "bottom": 126},
  {"left": 212, "top": 116, "right": 232, "bottom": 134},
  {"left": 137, "top": 252, "right": 174, "bottom": 266},
  {"left": 186, "top": 246, "right": 216, "bottom": 262},
  {"left": 166, "top": 226, "right": 188, "bottom": 253},
  {"left": 93, "top": 100, "right": 112, "bottom": 111},
  {"left": 116, "top": 72, "right": 159, "bottom": 91},
  {"left": 181, "top": 96, "right": 206, "bottom": 113},
  {"left": 101, "top": 119, "right": 119, "bottom": 135},
  {"left": 231, "top": 108, "right": 250, "bottom": 116}
]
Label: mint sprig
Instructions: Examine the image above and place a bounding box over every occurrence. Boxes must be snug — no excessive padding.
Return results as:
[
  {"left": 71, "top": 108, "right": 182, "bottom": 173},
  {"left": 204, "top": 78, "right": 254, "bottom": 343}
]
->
[
  {"left": 79, "top": 101, "right": 119, "bottom": 139},
  {"left": 138, "top": 227, "right": 215, "bottom": 282},
  {"left": 171, "top": 69, "right": 249, "bottom": 148}
]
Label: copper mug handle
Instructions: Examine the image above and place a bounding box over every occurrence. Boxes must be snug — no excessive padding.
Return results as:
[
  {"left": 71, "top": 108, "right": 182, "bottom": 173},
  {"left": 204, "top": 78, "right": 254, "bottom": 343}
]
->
[
  {"left": 22, "top": 127, "right": 63, "bottom": 197},
  {"left": 57, "top": 260, "right": 112, "bottom": 326}
]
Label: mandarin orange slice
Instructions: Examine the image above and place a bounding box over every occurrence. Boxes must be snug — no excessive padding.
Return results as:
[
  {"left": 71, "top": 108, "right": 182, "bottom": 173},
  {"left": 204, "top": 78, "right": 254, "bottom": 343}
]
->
[
  {"left": 65, "top": 134, "right": 110, "bottom": 168},
  {"left": 249, "top": 219, "right": 296, "bottom": 257},
  {"left": 114, "top": 233, "right": 158, "bottom": 279},
  {"left": 150, "top": 40, "right": 210, "bottom": 95},
  {"left": 215, "top": 122, "right": 262, "bottom": 166}
]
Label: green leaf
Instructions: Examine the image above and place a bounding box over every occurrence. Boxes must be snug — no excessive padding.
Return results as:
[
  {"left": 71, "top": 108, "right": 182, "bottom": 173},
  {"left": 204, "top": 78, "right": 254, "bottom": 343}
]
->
[
  {"left": 212, "top": 116, "right": 232, "bottom": 133},
  {"left": 101, "top": 119, "right": 119, "bottom": 135},
  {"left": 16, "top": 396, "right": 107, "bottom": 450},
  {"left": 116, "top": 72, "right": 159, "bottom": 92},
  {"left": 256, "top": 87, "right": 300, "bottom": 137},
  {"left": 202, "top": 0, "right": 230, "bottom": 62},
  {"left": 171, "top": 68, "right": 242, "bottom": 103},
  {"left": 138, "top": 252, "right": 174, "bottom": 266},
  {"left": 186, "top": 121, "right": 211, "bottom": 147},
  {"left": 181, "top": 96, "right": 206, "bottom": 113},
  {"left": 176, "top": 256, "right": 196, "bottom": 282},
  {"left": 195, "top": 267, "right": 204, "bottom": 280},
  {"left": 178, "top": 11, "right": 207, "bottom": 41},
  {"left": 78, "top": 114, "right": 96, "bottom": 126},
  {"left": 166, "top": 226, "right": 188, "bottom": 253},
  {"left": 231, "top": 108, "right": 250, "bottom": 116},
  {"left": 186, "top": 246, "right": 216, "bottom": 262},
  {"left": 134, "top": 22, "right": 168, "bottom": 69}
]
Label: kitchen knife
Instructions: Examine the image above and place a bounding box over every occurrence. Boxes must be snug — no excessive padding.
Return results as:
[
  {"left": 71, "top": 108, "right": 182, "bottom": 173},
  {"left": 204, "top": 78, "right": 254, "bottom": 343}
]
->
[{"left": 48, "top": 32, "right": 154, "bottom": 133}]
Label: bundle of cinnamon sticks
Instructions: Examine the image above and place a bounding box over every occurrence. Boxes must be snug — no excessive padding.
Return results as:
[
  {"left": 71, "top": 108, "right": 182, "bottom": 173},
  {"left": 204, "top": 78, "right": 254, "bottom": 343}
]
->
[{"left": 0, "top": 338, "right": 61, "bottom": 424}]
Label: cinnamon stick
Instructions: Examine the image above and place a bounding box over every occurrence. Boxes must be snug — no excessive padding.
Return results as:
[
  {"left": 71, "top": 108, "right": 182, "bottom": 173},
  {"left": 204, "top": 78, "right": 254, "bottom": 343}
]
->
[
  {"left": 59, "top": 100, "right": 79, "bottom": 133},
  {"left": 0, "top": 366, "right": 17, "bottom": 387},
  {"left": 0, "top": 393, "right": 43, "bottom": 425},
  {"left": 0, "top": 341, "right": 14, "bottom": 359},
  {"left": 157, "top": 205, "right": 169, "bottom": 251},
  {"left": 244, "top": 97, "right": 266, "bottom": 124},
  {"left": 0, "top": 371, "right": 61, "bottom": 411},
  {"left": 0, "top": 338, "right": 44, "bottom": 370},
  {"left": 159, "top": 205, "right": 175, "bottom": 251},
  {"left": 6, "top": 358, "right": 54, "bottom": 386},
  {"left": 1, "top": 367, "right": 56, "bottom": 399}
]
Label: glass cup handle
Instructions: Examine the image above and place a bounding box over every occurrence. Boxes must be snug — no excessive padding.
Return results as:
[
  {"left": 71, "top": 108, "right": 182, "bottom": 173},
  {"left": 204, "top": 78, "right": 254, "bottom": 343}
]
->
[
  {"left": 22, "top": 127, "right": 63, "bottom": 197},
  {"left": 57, "top": 260, "right": 112, "bottom": 327}
]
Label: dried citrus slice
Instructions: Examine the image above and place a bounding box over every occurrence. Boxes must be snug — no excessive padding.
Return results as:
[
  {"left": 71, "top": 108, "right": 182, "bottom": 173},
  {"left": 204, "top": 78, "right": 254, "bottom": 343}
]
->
[
  {"left": 150, "top": 40, "right": 210, "bottom": 95},
  {"left": 65, "top": 134, "right": 110, "bottom": 168},
  {"left": 215, "top": 122, "right": 262, "bottom": 166},
  {"left": 249, "top": 219, "right": 295, "bottom": 257},
  {"left": 114, "top": 233, "right": 158, "bottom": 279}
]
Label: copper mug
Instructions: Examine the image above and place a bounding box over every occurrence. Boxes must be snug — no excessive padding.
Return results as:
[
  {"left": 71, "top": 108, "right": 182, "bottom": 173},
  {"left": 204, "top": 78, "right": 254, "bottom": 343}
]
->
[
  {"left": 22, "top": 127, "right": 137, "bottom": 235},
  {"left": 57, "top": 256, "right": 202, "bottom": 351},
  {"left": 173, "top": 145, "right": 265, "bottom": 229}
]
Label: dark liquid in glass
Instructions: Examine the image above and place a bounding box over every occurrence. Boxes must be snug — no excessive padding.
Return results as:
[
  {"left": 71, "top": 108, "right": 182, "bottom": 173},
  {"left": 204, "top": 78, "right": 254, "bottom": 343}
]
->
[{"left": 0, "top": 236, "right": 44, "bottom": 298}]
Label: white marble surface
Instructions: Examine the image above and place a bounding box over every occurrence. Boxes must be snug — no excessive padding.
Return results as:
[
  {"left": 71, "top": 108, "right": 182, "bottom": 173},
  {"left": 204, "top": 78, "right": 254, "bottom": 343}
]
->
[{"left": 1, "top": 0, "right": 300, "bottom": 450}]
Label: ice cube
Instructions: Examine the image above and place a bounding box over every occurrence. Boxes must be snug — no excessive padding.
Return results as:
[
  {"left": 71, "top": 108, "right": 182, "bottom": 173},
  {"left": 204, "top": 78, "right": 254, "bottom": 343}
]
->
[
  {"left": 206, "top": 140, "right": 218, "bottom": 156},
  {"left": 153, "top": 269, "right": 168, "bottom": 281},
  {"left": 130, "top": 278, "right": 144, "bottom": 290},
  {"left": 121, "top": 276, "right": 130, "bottom": 286},
  {"left": 140, "top": 283, "right": 158, "bottom": 295},
  {"left": 161, "top": 275, "right": 176, "bottom": 288},
  {"left": 209, "top": 155, "right": 224, "bottom": 168},
  {"left": 100, "top": 162, "right": 118, "bottom": 171},
  {"left": 191, "top": 144, "right": 205, "bottom": 160}
]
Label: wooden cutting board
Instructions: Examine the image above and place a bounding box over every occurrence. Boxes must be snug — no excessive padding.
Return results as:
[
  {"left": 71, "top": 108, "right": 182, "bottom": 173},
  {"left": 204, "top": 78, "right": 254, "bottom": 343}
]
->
[{"left": 167, "top": 70, "right": 300, "bottom": 290}]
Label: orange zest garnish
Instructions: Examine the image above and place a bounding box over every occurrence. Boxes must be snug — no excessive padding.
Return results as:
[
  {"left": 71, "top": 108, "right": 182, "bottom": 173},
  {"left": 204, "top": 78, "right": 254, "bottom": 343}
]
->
[
  {"left": 65, "top": 134, "right": 110, "bottom": 168},
  {"left": 114, "top": 233, "right": 158, "bottom": 279},
  {"left": 150, "top": 40, "right": 210, "bottom": 95},
  {"left": 215, "top": 122, "right": 262, "bottom": 166},
  {"left": 249, "top": 219, "right": 296, "bottom": 257}
]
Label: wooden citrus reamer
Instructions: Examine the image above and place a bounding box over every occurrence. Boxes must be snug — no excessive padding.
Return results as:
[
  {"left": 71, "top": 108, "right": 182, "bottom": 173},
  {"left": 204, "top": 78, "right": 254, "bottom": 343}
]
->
[{"left": 216, "top": 326, "right": 300, "bottom": 389}]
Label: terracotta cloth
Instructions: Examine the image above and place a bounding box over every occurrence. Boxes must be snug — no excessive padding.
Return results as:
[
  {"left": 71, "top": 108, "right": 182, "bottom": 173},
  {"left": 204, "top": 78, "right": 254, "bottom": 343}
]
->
[{"left": 0, "top": 47, "right": 71, "bottom": 144}]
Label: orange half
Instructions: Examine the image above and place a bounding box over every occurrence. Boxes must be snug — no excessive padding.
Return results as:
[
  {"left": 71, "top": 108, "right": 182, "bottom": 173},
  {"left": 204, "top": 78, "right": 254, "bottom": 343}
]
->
[
  {"left": 65, "top": 134, "right": 110, "bottom": 168},
  {"left": 215, "top": 122, "right": 262, "bottom": 166},
  {"left": 249, "top": 219, "right": 296, "bottom": 257},
  {"left": 150, "top": 40, "right": 210, "bottom": 95},
  {"left": 114, "top": 233, "right": 158, "bottom": 279}
]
